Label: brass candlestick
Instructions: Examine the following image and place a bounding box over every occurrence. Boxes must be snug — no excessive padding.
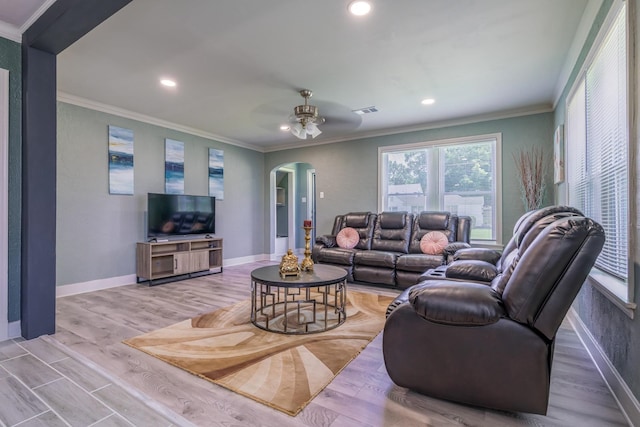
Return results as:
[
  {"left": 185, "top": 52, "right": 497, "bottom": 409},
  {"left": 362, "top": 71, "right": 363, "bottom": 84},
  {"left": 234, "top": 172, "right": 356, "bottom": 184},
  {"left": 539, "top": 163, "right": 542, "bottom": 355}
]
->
[{"left": 300, "top": 226, "right": 314, "bottom": 272}]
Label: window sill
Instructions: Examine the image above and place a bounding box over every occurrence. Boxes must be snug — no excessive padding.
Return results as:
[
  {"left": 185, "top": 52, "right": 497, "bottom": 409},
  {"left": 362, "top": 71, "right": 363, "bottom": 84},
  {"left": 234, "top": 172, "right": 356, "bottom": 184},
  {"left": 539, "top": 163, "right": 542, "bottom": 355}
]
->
[
  {"left": 470, "top": 240, "right": 502, "bottom": 250},
  {"left": 588, "top": 268, "right": 636, "bottom": 319}
]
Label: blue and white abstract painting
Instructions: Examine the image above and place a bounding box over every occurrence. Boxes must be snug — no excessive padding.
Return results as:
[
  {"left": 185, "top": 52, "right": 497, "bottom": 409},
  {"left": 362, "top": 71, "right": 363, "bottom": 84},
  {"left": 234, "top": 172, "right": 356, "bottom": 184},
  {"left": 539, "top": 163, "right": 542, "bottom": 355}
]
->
[
  {"left": 108, "top": 126, "right": 134, "bottom": 195},
  {"left": 208, "top": 148, "right": 224, "bottom": 199},
  {"left": 165, "top": 139, "right": 185, "bottom": 194}
]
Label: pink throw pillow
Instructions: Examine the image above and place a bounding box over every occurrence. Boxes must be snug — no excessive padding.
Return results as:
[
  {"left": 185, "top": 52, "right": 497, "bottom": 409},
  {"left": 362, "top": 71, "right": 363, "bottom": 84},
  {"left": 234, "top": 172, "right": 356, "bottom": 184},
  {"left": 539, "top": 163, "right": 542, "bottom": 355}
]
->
[
  {"left": 336, "top": 227, "right": 359, "bottom": 249},
  {"left": 420, "top": 231, "right": 449, "bottom": 255}
]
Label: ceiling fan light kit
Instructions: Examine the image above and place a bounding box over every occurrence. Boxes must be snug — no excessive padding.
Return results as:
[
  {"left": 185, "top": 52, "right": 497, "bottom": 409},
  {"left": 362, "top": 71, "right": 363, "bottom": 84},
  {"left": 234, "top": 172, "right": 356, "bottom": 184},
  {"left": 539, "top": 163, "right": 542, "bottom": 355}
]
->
[{"left": 290, "top": 89, "right": 325, "bottom": 139}]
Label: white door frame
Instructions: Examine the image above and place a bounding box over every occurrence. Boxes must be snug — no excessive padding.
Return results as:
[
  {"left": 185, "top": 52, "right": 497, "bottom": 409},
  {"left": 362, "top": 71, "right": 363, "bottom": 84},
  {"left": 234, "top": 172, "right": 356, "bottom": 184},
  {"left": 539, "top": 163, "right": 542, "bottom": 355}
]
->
[
  {"left": 280, "top": 166, "right": 296, "bottom": 251},
  {"left": 306, "top": 169, "right": 316, "bottom": 241},
  {"left": 0, "top": 69, "right": 9, "bottom": 341},
  {"left": 270, "top": 165, "right": 296, "bottom": 258}
]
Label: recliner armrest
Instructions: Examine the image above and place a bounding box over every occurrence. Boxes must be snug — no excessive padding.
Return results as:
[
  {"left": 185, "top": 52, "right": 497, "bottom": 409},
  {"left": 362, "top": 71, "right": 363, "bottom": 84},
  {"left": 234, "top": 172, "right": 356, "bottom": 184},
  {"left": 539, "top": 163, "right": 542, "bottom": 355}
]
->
[
  {"left": 315, "top": 235, "right": 336, "bottom": 248},
  {"left": 453, "top": 247, "right": 502, "bottom": 264},
  {"left": 443, "top": 242, "right": 471, "bottom": 262},
  {"left": 445, "top": 260, "right": 498, "bottom": 282},
  {"left": 409, "top": 281, "right": 505, "bottom": 326}
]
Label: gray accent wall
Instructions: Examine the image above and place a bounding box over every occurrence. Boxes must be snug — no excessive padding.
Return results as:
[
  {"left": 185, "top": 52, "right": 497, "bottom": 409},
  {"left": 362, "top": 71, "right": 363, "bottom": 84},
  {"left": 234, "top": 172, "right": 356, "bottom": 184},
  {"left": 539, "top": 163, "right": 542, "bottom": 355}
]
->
[
  {"left": 554, "top": 0, "right": 640, "bottom": 403},
  {"left": 56, "top": 102, "right": 264, "bottom": 286},
  {"left": 0, "top": 37, "right": 22, "bottom": 322},
  {"left": 266, "top": 113, "right": 555, "bottom": 246}
]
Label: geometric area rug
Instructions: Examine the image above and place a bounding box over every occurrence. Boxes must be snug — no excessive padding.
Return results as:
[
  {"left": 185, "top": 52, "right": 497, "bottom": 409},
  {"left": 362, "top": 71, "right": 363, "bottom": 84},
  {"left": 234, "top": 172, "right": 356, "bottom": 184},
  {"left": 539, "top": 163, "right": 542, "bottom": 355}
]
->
[{"left": 123, "top": 290, "right": 395, "bottom": 416}]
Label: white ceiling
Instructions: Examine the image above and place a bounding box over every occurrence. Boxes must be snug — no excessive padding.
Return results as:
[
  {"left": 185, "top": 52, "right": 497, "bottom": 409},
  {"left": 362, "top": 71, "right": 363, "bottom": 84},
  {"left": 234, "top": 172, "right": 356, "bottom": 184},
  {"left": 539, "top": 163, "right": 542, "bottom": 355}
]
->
[
  {"left": 5, "top": 1, "right": 593, "bottom": 151},
  {"left": 0, "top": 0, "right": 50, "bottom": 32}
]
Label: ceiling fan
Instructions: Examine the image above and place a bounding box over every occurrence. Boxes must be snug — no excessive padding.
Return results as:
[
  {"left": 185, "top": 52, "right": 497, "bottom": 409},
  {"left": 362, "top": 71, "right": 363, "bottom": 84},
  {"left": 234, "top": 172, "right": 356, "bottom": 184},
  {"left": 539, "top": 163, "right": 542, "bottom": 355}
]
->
[
  {"left": 249, "top": 88, "right": 364, "bottom": 140},
  {"left": 288, "top": 89, "right": 325, "bottom": 139}
]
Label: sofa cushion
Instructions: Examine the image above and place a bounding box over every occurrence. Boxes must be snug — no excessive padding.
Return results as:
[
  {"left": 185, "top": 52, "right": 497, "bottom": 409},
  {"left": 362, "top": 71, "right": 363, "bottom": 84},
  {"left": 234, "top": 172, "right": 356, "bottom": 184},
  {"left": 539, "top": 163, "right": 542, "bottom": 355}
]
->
[
  {"left": 409, "top": 281, "right": 505, "bottom": 326},
  {"left": 336, "top": 227, "right": 359, "bottom": 249},
  {"left": 354, "top": 250, "right": 399, "bottom": 268},
  {"left": 418, "top": 211, "right": 451, "bottom": 230},
  {"left": 396, "top": 253, "right": 444, "bottom": 272},
  {"left": 378, "top": 212, "right": 407, "bottom": 229},
  {"left": 343, "top": 212, "right": 371, "bottom": 228},
  {"left": 420, "top": 231, "right": 449, "bottom": 254}
]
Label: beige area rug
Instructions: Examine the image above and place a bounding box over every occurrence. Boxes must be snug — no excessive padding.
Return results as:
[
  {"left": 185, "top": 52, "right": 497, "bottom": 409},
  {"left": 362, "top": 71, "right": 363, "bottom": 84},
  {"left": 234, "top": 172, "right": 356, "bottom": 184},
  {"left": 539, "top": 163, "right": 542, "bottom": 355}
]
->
[{"left": 124, "top": 290, "right": 394, "bottom": 416}]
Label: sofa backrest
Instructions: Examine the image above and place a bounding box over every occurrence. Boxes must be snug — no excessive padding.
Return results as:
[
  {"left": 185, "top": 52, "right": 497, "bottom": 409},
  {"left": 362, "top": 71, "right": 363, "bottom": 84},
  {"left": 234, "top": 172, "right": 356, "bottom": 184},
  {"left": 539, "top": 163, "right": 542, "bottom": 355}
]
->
[
  {"left": 371, "top": 211, "right": 413, "bottom": 253},
  {"left": 491, "top": 210, "right": 584, "bottom": 295},
  {"left": 499, "top": 205, "right": 584, "bottom": 268},
  {"left": 339, "top": 212, "right": 377, "bottom": 250},
  {"left": 408, "top": 211, "right": 458, "bottom": 253},
  {"left": 498, "top": 216, "right": 604, "bottom": 341}
]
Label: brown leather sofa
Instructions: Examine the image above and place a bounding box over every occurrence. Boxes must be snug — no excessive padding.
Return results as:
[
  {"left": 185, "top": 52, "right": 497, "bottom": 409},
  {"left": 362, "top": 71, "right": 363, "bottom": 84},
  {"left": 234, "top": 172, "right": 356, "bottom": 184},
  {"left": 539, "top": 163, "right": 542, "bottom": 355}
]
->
[
  {"left": 313, "top": 211, "right": 471, "bottom": 289},
  {"left": 383, "top": 212, "right": 605, "bottom": 414}
]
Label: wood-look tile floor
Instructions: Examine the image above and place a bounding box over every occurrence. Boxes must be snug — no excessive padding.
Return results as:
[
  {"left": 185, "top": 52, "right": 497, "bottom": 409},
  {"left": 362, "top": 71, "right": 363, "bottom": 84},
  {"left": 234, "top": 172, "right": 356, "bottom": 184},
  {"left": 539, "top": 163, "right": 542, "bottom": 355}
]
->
[
  {"left": 12, "top": 261, "right": 628, "bottom": 427},
  {"left": 0, "top": 336, "right": 185, "bottom": 426}
]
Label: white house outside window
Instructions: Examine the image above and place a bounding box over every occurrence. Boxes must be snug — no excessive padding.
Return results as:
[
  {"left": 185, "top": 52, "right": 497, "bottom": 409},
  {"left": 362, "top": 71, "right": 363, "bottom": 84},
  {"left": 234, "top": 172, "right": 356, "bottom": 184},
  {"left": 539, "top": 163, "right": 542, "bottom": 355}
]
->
[{"left": 379, "top": 134, "right": 500, "bottom": 243}]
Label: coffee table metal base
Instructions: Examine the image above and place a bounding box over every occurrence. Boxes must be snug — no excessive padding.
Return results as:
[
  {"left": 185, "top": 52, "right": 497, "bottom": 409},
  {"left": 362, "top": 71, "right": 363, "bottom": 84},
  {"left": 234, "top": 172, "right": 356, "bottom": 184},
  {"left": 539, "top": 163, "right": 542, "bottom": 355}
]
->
[{"left": 250, "top": 266, "right": 347, "bottom": 334}]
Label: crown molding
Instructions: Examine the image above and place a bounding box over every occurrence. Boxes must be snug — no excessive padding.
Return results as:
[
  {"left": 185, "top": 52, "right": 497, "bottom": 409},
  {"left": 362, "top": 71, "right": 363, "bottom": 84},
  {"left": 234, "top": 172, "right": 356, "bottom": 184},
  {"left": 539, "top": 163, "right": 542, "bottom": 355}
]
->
[
  {"left": 263, "top": 104, "right": 553, "bottom": 153},
  {"left": 57, "top": 92, "right": 264, "bottom": 152},
  {"left": 20, "top": 0, "right": 57, "bottom": 33},
  {"left": 0, "top": 21, "right": 21, "bottom": 43}
]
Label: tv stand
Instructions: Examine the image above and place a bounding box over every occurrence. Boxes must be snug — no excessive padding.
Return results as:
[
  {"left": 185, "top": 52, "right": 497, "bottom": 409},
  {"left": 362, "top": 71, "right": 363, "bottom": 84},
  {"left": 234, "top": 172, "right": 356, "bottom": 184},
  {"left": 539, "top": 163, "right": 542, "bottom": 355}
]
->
[{"left": 136, "top": 237, "right": 223, "bottom": 285}]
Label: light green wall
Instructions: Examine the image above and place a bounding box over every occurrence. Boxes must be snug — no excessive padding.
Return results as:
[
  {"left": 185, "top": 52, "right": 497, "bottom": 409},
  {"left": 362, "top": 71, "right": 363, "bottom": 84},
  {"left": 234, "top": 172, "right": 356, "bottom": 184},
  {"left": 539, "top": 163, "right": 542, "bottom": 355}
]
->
[
  {"left": 0, "top": 37, "right": 21, "bottom": 322},
  {"left": 266, "top": 113, "right": 555, "bottom": 246},
  {"left": 56, "top": 102, "right": 264, "bottom": 286},
  {"left": 554, "top": 0, "right": 640, "bottom": 402}
]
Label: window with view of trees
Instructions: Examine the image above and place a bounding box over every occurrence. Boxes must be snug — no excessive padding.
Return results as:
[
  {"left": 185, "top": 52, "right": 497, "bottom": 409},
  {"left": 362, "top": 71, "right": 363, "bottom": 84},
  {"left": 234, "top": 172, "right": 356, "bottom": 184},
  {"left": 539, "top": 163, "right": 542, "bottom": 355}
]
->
[{"left": 379, "top": 134, "right": 500, "bottom": 242}]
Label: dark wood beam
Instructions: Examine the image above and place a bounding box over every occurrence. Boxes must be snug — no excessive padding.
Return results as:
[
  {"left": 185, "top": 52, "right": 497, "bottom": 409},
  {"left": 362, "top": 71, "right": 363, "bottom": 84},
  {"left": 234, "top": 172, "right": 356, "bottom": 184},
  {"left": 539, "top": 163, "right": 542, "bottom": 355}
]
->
[{"left": 20, "top": 0, "right": 133, "bottom": 339}]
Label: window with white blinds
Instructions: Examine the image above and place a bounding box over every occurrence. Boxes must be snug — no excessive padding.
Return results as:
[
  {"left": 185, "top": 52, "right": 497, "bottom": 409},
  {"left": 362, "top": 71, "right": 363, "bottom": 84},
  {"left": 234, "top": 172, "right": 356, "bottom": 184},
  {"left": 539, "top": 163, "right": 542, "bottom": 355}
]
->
[{"left": 566, "top": 3, "right": 628, "bottom": 281}]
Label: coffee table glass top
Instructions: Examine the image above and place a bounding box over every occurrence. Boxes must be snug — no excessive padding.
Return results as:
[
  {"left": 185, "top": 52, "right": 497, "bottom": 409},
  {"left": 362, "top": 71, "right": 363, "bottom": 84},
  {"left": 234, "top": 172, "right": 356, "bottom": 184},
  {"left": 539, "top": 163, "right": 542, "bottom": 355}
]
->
[{"left": 251, "top": 264, "right": 347, "bottom": 286}]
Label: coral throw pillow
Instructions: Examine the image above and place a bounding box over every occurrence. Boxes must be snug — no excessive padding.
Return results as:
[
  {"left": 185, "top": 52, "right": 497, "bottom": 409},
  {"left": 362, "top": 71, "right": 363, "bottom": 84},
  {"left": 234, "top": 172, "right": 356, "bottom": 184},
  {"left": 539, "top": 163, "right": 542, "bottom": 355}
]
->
[
  {"left": 420, "top": 231, "right": 449, "bottom": 255},
  {"left": 336, "top": 227, "right": 359, "bottom": 249}
]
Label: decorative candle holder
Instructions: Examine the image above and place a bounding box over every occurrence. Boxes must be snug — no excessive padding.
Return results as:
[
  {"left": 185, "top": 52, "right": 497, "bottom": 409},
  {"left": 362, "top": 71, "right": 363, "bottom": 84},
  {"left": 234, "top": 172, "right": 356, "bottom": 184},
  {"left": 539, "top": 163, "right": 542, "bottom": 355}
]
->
[{"left": 300, "top": 226, "right": 314, "bottom": 272}]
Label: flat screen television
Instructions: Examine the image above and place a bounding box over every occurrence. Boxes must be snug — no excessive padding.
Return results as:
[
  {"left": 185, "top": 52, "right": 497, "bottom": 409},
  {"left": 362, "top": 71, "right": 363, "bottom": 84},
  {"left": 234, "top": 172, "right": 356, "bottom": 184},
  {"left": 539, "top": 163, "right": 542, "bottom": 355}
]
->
[{"left": 147, "top": 193, "right": 215, "bottom": 238}]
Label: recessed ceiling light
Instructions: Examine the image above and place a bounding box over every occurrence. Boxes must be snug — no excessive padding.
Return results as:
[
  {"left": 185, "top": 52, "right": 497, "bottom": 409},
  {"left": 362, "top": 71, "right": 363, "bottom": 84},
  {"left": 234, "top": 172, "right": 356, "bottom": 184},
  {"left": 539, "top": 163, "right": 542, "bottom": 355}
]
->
[
  {"left": 280, "top": 125, "right": 290, "bottom": 131},
  {"left": 160, "top": 78, "right": 177, "bottom": 87},
  {"left": 421, "top": 98, "right": 435, "bottom": 105},
  {"left": 348, "top": 1, "right": 371, "bottom": 16}
]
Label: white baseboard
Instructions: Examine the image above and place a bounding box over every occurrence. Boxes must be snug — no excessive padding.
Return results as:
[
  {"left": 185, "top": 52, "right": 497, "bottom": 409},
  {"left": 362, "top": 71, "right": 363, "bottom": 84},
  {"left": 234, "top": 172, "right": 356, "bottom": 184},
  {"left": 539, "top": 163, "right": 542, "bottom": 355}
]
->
[
  {"left": 223, "top": 254, "right": 271, "bottom": 267},
  {"left": 7, "top": 320, "right": 20, "bottom": 339},
  {"left": 567, "top": 309, "right": 640, "bottom": 427},
  {"left": 56, "top": 254, "right": 274, "bottom": 297},
  {"left": 57, "top": 274, "right": 138, "bottom": 297}
]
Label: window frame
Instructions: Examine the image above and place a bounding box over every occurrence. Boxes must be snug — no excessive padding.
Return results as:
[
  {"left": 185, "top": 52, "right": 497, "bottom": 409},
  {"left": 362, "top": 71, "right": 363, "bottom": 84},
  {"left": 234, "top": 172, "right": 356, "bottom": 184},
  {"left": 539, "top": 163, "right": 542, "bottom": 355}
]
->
[
  {"left": 378, "top": 133, "right": 502, "bottom": 246},
  {"left": 564, "top": 0, "right": 636, "bottom": 317}
]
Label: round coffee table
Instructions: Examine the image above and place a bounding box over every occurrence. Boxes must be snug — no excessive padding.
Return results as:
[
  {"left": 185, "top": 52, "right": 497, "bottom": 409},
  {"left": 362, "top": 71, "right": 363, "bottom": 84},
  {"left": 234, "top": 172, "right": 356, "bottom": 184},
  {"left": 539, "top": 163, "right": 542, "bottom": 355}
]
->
[{"left": 250, "top": 264, "right": 348, "bottom": 334}]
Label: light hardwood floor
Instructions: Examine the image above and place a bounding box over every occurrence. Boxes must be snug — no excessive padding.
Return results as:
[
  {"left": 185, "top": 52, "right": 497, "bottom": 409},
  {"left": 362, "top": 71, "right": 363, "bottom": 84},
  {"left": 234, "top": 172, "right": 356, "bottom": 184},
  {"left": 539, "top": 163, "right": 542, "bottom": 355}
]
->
[{"left": 51, "top": 261, "right": 630, "bottom": 427}]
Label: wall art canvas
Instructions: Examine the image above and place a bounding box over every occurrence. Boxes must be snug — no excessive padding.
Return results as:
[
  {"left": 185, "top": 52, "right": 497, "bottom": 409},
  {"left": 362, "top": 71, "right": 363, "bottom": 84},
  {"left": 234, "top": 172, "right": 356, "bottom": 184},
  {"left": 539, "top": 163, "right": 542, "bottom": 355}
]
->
[
  {"left": 554, "top": 125, "right": 565, "bottom": 184},
  {"left": 208, "top": 148, "right": 224, "bottom": 200},
  {"left": 108, "top": 125, "right": 134, "bottom": 195},
  {"left": 165, "top": 139, "right": 185, "bottom": 194}
]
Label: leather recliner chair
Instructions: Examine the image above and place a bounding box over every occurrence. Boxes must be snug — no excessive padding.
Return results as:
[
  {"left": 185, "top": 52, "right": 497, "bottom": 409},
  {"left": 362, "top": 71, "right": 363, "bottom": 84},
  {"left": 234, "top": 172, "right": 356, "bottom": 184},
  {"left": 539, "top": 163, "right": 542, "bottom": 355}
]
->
[
  {"left": 420, "top": 205, "right": 584, "bottom": 283},
  {"left": 383, "top": 214, "right": 605, "bottom": 414}
]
